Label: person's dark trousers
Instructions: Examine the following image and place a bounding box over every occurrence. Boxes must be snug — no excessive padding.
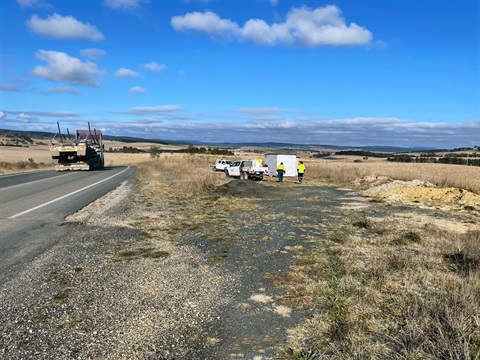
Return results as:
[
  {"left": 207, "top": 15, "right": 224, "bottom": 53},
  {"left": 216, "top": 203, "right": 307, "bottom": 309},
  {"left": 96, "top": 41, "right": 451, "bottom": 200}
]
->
[
  {"left": 298, "top": 173, "right": 304, "bottom": 183},
  {"left": 277, "top": 170, "right": 284, "bottom": 182}
]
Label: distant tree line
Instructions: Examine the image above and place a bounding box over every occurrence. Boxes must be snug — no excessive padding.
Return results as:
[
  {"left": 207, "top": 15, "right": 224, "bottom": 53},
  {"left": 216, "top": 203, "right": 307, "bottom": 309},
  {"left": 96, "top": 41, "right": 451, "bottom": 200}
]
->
[
  {"left": 106, "top": 146, "right": 147, "bottom": 153},
  {"left": 387, "top": 154, "right": 480, "bottom": 166},
  {"left": 312, "top": 153, "right": 333, "bottom": 158},
  {"left": 0, "top": 134, "right": 35, "bottom": 147},
  {"left": 334, "top": 150, "right": 390, "bottom": 158},
  {"left": 179, "top": 146, "right": 234, "bottom": 155},
  {"left": 2, "top": 133, "right": 34, "bottom": 143}
]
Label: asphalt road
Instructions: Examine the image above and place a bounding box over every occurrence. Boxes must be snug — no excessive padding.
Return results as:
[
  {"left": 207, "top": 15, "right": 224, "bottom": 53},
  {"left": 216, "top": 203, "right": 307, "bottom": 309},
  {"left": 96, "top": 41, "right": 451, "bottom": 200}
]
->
[{"left": 0, "top": 166, "right": 135, "bottom": 285}]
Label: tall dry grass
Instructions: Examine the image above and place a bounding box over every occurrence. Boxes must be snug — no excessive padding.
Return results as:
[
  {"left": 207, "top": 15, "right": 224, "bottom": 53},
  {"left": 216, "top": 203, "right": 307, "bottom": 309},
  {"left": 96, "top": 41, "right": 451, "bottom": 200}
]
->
[
  {"left": 305, "top": 159, "right": 480, "bottom": 193},
  {"left": 0, "top": 159, "right": 51, "bottom": 173},
  {"left": 133, "top": 154, "right": 229, "bottom": 197}
]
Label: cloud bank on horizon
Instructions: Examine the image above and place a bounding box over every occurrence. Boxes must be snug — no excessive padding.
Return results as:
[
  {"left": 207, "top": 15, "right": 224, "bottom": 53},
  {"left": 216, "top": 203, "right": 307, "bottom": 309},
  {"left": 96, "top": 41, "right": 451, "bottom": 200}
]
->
[{"left": 1, "top": 0, "right": 478, "bottom": 148}]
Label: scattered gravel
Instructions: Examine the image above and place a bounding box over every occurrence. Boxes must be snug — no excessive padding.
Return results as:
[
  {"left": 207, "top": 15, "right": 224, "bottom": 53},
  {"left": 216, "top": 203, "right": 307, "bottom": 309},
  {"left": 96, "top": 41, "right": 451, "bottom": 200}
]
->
[{"left": 0, "top": 181, "right": 233, "bottom": 359}]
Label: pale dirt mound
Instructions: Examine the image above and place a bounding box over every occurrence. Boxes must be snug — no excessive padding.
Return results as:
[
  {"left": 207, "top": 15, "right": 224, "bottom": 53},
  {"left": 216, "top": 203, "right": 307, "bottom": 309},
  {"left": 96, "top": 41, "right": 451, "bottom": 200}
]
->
[
  {"left": 362, "top": 179, "right": 436, "bottom": 195},
  {"left": 377, "top": 187, "right": 480, "bottom": 208},
  {"left": 212, "top": 180, "right": 279, "bottom": 198},
  {"left": 359, "top": 177, "right": 480, "bottom": 209}
]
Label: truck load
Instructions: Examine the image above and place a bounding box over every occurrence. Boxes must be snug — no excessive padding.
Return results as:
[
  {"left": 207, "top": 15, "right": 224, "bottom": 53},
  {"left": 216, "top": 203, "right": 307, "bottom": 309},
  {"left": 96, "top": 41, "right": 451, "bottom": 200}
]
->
[
  {"left": 50, "top": 122, "right": 104, "bottom": 171},
  {"left": 264, "top": 154, "right": 298, "bottom": 177},
  {"left": 226, "top": 159, "right": 269, "bottom": 180}
]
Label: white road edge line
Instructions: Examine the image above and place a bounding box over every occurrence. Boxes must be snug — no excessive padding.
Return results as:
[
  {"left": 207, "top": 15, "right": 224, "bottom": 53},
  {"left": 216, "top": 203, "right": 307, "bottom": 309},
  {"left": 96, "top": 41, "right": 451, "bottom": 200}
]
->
[{"left": 9, "top": 166, "right": 130, "bottom": 219}]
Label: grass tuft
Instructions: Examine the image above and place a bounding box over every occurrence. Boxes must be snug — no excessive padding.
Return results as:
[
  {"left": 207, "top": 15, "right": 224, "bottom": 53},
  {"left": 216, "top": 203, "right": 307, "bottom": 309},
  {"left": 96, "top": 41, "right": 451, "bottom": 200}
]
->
[{"left": 392, "top": 230, "right": 422, "bottom": 245}]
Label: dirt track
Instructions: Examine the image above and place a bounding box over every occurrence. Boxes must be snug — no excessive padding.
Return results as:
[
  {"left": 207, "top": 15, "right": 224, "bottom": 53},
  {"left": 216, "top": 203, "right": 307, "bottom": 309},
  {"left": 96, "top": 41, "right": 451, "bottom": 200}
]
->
[{"left": 1, "top": 178, "right": 478, "bottom": 359}]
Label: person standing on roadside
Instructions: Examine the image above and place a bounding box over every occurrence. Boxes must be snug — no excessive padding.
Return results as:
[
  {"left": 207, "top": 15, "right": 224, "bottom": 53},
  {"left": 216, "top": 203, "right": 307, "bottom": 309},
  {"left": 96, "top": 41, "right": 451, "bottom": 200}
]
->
[
  {"left": 276, "top": 162, "right": 286, "bottom": 183},
  {"left": 297, "top": 161, "right": 306, "bottom": 183}
]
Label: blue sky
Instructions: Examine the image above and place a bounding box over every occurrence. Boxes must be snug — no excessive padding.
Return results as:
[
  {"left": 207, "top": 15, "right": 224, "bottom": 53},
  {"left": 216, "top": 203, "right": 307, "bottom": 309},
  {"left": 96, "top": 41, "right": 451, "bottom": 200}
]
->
[{"left": 1, "top": 0, "right": 478, "bottom": 148}]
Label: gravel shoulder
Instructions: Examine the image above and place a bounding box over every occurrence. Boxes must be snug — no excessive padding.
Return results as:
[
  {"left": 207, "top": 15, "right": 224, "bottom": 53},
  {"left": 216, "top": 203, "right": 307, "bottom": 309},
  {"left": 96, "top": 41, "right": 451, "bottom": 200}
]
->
[{"left": 1, "top": 177, "right": 478, "bottom": 359}]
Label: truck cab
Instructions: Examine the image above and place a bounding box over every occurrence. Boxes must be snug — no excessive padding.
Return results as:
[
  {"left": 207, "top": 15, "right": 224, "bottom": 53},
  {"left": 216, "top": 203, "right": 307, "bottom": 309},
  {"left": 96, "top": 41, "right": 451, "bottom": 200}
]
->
[
  {"left": 226, "top": 160, "right": 268, "bottom": 180},
  {"left": 227, "top": 161, "right": 242, "bottom": 177}
]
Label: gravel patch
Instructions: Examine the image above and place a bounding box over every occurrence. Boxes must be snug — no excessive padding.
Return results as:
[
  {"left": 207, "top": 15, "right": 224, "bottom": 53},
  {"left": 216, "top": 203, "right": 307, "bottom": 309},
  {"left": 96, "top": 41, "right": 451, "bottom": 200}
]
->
[{"left": 0, "top": 182, "right": 232, "bottom": 359}]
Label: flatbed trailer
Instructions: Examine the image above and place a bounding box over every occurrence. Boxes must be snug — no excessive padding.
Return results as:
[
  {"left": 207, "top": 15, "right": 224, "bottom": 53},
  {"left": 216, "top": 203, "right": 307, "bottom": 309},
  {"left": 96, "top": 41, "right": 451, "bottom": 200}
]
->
[{"left": 50, "top": 122, "right": 104, "bottom": 171}]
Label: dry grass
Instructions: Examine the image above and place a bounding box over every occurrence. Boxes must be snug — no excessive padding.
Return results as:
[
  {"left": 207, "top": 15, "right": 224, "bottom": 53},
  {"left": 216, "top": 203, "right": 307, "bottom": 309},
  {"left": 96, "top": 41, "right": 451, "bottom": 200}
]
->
[
  {"left": 304, "top": 159, "right": 480, "bottom": 194},
  {"left": 0, "top": 145, "right": 54, "bottom": 173},
  {"left": 0, "top": 159, "right": 52, "bottom": 173},
  {"left": 133, "top": 153, "right": 229, "bottom": 197},
  {"left": 277, "top": 223, "right": 480, "bottom": 359}
]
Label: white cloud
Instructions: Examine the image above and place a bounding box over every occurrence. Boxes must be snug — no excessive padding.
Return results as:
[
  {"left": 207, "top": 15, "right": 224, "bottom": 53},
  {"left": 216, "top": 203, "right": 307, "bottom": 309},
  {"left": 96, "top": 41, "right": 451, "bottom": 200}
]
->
[
  {"left": 26, "top": 14, "right": 104, "bottom": 41},
  {"left": 17, "top": 0, "right": 52, "bottom": 8},
  {"left": 171, "top": 5, "right": 373, "bottom": 47},
  {"left": 104, "top": 0, "right": 148, "bottom": 10},
  {"left": 80, "top": 48, "right": 106, "bottom": 60},
  {"left": 114, "top": 68, "right": 140, "bottom": 78},
  {"left": 17, "top": 113, "right": 35, "bottom": 122},
  {"left": 171, "top": 11, "right": 241, "bottom": 39},
  {"left": 0, "top": 111, "right": 6, "bottom": 119},
  {"left": 32, "top": 50, "right": 104, "bottom": 87},
  {"left": 155, "top": 118, "right": 479, "bottom": 148},
  {"left": 142, "top": 61, "right": 166, "bottom": 72},
  {"left": 129, "top": 86, "right": 146, "bottom": 94}
]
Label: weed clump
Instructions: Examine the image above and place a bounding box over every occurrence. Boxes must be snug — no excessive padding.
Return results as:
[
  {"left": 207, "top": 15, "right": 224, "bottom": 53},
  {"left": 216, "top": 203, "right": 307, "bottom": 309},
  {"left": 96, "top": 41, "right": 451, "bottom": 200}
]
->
[
  {"left": 351, "top": 216, "right": 372, "bottom": 229},
  {"left": 117, "top": 247, "right": 169, "bottom": 261},
  {"left": 443, "top": 231, "right": 480, "bottom": 276},
  {"left": 392, "top": 230, "right": 422, "bottom": 245}
]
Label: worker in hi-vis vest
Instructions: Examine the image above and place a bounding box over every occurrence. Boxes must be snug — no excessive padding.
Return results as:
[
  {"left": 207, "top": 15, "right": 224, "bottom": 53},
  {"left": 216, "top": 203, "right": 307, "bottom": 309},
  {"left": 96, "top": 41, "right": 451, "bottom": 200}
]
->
[
  {"left": 297, "top": 161, "right": 306, "bottom": 183},
  {"left": 276, "top": 162, "right": 286, "bottom": 183}
]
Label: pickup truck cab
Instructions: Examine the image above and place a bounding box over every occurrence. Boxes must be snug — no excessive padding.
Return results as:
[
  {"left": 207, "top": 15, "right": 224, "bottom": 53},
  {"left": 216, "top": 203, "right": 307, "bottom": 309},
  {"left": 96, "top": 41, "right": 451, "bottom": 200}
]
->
[{"left": 226, "top": 159, "right": 269, "bottom": 181}]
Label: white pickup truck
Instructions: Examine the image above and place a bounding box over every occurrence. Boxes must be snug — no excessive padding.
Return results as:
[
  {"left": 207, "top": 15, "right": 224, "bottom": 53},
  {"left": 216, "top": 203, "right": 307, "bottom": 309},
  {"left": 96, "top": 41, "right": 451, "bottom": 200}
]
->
[
  {"left": 211, "top": 159, "right": 232, "bottom": 171},
  {"left": 226, "top": 159, "right": 269, "bottom": 181}
]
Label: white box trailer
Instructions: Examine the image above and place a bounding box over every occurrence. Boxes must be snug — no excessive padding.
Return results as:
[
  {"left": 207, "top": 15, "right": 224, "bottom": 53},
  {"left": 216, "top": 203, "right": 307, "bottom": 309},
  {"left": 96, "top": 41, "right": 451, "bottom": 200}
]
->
[{"left": 264, "top": 154, "right": 298, "bottom": 177}]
